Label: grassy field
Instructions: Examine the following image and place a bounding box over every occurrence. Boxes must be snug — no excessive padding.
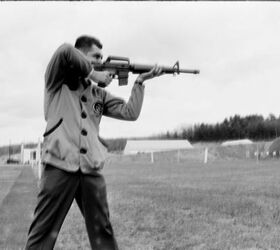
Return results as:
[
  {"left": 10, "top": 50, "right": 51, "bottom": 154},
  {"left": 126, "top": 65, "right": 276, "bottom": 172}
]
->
[
  {"left": 2, "top": 159, "right": 280, "bottom": 249},
  {"left": 56, "top": 159, "right": 280, "bottom": 250},
  {"left": 0, "top": 166, "right": 22, "bottom": 206},
  {"left": 0, "top": 165, "right": 38, "bottom": 250}
]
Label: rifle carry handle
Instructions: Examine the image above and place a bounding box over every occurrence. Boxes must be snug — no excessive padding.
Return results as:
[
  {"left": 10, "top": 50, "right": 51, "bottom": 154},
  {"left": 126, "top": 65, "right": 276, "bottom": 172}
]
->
[{"left": 105, "top": 56, "right": 130, "bottom": 64}]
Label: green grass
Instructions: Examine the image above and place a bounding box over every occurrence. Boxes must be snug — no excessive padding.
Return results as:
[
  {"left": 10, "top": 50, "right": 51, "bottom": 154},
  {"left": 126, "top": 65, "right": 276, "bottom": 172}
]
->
[{"left": 2, "top": 160, "right": 280, "bottom": 249}]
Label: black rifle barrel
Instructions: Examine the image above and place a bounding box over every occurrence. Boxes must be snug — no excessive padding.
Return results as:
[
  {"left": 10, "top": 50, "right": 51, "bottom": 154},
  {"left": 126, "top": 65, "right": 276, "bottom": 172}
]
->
[
  {"left": 179, "top": 69, "right": 200, "bottom": 74},
  {"left": 130, "top": 64, "right": 199, "bottom": 74}
]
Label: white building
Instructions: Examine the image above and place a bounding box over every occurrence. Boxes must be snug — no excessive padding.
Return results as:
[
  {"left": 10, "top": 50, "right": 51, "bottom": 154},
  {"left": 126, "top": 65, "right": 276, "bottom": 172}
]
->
[
  {"left": 221, "top": 139, "right": 253, "bottom": 146},
  {"left": 123, "top": 140, "right": 193, "bottom": 155},
  {"left": 20, "top": 139, "right": 41, "bottom": 166}
]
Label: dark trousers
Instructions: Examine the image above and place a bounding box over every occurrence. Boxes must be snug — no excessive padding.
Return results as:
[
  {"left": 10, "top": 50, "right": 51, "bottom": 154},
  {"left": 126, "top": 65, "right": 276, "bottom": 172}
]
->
[{"left": 25, "top": 164, "right": 118, "bottom": 250}]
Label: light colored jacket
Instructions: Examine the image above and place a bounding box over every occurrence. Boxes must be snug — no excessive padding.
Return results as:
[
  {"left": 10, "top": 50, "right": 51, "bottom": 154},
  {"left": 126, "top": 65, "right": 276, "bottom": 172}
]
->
[{"left": 42, "top": 44, "right": 145, "bottom": 173}]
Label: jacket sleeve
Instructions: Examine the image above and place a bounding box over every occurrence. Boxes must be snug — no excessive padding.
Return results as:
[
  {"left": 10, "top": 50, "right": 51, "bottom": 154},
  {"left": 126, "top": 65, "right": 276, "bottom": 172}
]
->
[
  {"left": 45, "top": 43, "right": 92, "bottom": 93},
  {"left": 103, "top": 83, "right": 145, "bottom": 121}
]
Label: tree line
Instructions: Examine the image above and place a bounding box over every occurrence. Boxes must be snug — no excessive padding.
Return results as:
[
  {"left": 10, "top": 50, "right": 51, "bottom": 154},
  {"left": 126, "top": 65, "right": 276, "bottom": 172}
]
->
[
  {"left": 151, "top": 114, "right": 280, "bottom": 142},
  {"left": 1, "top": 114, "right": 280, "bottom": 158}
]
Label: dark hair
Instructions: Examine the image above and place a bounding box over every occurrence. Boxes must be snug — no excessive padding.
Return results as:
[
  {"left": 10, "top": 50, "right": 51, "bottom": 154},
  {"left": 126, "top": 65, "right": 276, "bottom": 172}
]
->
[{"left": 74, "top": 35, "right": 103, "bottom": 51}]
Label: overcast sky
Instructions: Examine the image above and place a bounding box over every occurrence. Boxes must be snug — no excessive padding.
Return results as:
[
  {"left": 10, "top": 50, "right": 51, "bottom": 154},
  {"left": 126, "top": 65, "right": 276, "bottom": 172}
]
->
[{"left": 0, "top": 2, "right": 280, "bottom": 146}]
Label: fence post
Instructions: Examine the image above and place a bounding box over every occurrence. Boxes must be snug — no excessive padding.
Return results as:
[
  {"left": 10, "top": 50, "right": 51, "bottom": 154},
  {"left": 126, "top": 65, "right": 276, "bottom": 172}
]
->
[
  {"left": 151, "top": 151, "right": 154, "bottom": 164},
  {"left": 204, "top": 147, "right": 208, "bottom": 164}
]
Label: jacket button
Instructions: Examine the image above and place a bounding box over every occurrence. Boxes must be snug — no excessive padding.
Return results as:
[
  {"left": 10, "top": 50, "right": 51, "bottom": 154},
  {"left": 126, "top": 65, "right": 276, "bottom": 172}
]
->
[
  {"left": 81, "top": 95, "right": 87, "bottom": 103},
  {"left": 81, "top": 129, "right": 87, "bottom": 136},
  {"left": 81, "top": 111, "right": 87, "bottom": 119},
  {"left": 80, "top": 148, "right": 87, "bottom": 154}
]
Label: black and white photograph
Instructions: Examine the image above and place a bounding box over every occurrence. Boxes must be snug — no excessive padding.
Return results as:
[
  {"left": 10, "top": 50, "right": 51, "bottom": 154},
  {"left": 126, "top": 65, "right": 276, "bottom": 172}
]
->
[{"left": 0, "top": 1, "right": 280, "bottom": 249}]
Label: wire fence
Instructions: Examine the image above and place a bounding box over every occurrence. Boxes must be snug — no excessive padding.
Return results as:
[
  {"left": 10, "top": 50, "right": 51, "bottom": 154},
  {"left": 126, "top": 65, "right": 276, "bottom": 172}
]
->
[{"left": 109, "top": 143, "right": 280, "bottom": 164}]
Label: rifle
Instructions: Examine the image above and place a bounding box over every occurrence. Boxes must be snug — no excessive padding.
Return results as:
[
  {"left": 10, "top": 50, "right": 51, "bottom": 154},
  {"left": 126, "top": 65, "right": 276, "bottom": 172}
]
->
[{"left": 94, "top": 56, "right": 200, "bottom": 87}]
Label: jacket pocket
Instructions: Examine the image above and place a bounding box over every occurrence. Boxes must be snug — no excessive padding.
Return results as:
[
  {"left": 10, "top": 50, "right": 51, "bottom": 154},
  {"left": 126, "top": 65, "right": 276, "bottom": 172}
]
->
[{"left": 43, "top": 118, "right": 63, "bottom": 137}]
